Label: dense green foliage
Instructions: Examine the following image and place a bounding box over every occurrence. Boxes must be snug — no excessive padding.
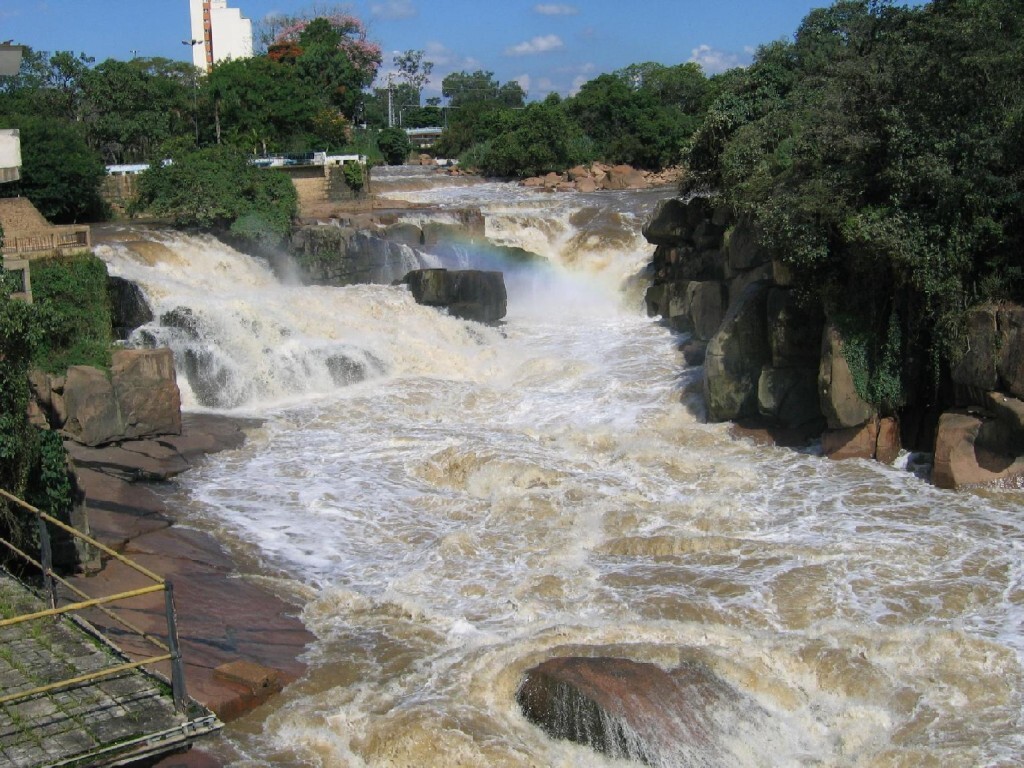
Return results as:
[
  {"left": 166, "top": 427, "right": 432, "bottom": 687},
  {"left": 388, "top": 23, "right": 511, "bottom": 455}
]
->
[
  {"left": 0, "top": 251, "right": 78, "bottom": 557},
  {"left": 0, "top": 268, "right": 41, "bottom": 505},
  {"left": 377, "top": 127, "right": 412, "bottom": 165},
  {"left": 135, "top": 145, "right": 298, "bottom": 244},
  {"left": 684, "top": 0, "right": 1024, "bottom": 408},
  {"left": 568, "top": 64, "right": 707, "bottom": 170},
  {"left": 30, "top": 253, "right": 114, "bottom": 374},
  {"left": 439, "top": 62, "right": 712, "bottom": 175},
  {"left": 466, "top": 95, "right": 591, "bottom": 178}
]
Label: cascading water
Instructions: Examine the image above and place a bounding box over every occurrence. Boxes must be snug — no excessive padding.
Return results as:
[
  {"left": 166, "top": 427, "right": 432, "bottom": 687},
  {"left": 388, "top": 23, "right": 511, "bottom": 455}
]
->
[{"left": 94, "top": 167, "right": 1024, "bottom": 767}]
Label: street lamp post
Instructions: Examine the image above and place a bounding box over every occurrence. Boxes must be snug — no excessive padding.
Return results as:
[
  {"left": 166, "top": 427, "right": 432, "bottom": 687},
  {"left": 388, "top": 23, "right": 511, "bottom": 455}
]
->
[{"left": 181, "top": 40, "right": 201, "bottom": 145}]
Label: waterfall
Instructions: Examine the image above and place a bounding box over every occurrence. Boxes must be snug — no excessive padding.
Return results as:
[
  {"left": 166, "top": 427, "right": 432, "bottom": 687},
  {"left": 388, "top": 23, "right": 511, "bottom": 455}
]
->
[{"left": 95, "top": 231, "right": 505, "bottom": 410}]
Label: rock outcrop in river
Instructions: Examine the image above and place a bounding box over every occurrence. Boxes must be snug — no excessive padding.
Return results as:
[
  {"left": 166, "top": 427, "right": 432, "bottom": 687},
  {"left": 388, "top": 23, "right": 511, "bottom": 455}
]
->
[
  {"left": 401, "top": 268, "right": 507, "bottom": 323},
  {"left": 643, "top": 196, "right": 1024, "bottom": 489}
]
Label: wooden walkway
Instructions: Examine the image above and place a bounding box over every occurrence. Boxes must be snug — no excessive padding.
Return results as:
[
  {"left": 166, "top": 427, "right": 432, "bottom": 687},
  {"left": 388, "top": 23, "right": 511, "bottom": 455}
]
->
[{"left": 0, "top": 573, "right": 219, "bottom": 767}]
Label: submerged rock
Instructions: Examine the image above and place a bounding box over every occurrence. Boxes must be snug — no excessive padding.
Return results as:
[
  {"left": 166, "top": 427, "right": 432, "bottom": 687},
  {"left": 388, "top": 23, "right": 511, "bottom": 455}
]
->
[{"left": 517, "top": 656, "right": 767, "bottom": 766}]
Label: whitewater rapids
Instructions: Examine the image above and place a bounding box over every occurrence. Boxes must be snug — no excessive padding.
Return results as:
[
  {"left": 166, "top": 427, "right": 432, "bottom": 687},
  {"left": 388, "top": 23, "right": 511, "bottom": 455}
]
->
[{"left": 93, "top": 169, "right": 1024, "bottom": 767}]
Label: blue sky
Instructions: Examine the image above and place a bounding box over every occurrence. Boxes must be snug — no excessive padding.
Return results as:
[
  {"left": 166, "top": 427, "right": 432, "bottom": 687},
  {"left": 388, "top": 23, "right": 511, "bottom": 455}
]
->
[{"left": 3, "top": 1, "right": 834, "bottom": 99}]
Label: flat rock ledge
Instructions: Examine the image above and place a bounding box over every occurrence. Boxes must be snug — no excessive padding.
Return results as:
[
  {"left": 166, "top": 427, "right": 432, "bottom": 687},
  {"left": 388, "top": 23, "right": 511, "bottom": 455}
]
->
[
  {"left": 517, "top": 656, "right": 773, "bottom": 766},
  {"left": 66, "top": 412, "right": 314, "bottom": 761}
]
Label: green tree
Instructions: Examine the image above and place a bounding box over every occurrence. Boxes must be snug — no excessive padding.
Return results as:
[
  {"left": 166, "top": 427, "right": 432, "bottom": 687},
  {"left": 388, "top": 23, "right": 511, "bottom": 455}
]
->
[
  {"left": 0, "top": 49, "right": 94, "bottom": 121},
  {"left": 203, "top": 57, "right": 322, "bottom": 152},
  {"left": 1, "top": 49, "right": 200, "bottom": 163},
  {"left": 30, "top": 254, "right": 113, "bottom": 373},
  {"left": 567, "top": 73, "right": 687, "bottom": 169},
  {"left": 135, "top": 145, "right": 297, "bottom": 244},
  {"left": 472, "top": 97, "right": 589, "bottom": 178},
  {"left": 0, "top": 267, "right": 40, "bottom": 508},
  {"left": 81, "top": 58, "right": 195, "bottom": 163},
  {"left": 377, "top": 126, "right": 411, "bottom": 165},
  {"left": 267, "top": 11, "right": 382, "bottom": 122},
  {"left": 0, "top": 114, "right": 106, "bottom": 222}
]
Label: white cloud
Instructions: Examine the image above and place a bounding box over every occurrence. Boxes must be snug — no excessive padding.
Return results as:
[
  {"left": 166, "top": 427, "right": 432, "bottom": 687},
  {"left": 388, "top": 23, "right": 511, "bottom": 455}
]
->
[
  {"left": 370, "top": 0, "right": 417, "bottom": 20},
  {"left": 515, "top": 74, "right": 532, "bottom": 95},
  {"left": 505, "top": 34, "right": 564, "bottom": 56},
  {"left": 534, "top": 3, "right": 578, "bottom": 15},
  {"left": 688, "top": 44, "right": 751, "bottom": 75}
]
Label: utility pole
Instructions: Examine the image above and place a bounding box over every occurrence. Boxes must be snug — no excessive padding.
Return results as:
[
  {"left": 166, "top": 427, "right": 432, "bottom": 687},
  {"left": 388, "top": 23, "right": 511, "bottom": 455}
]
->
[{"left": 387, "top": 74, "right": 395, "bottom": 128}]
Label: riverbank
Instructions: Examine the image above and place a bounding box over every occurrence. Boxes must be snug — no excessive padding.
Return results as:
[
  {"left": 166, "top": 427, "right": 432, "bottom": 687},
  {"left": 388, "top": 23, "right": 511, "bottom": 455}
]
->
[{"left": 66, "top": 412, "right": 314, "bottom": 766}]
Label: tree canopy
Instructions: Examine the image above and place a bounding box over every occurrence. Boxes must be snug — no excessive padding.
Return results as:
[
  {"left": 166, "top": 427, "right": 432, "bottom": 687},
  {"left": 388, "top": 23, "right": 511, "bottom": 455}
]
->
[
  {"left": 683, "top": 0, "right": 1024, "bottom": 406},
  {"left": 135, "top": 145, "right": 297, "bottom": 244}
]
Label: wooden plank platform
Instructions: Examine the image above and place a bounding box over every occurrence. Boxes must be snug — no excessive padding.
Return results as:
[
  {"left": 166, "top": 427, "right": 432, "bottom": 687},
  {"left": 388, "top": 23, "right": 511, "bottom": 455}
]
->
[{"left": 0, "top": 574, "right": 220, "bottom": 767}]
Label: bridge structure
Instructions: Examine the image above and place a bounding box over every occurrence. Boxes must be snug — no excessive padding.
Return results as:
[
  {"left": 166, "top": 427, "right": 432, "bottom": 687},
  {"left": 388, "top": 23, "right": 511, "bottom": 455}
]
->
[{"left": 0, "top": 488, "right": 221, "bottom": 767}]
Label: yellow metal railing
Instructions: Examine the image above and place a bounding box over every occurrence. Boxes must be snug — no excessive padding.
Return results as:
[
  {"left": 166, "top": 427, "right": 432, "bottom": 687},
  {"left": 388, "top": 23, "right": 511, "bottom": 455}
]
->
[{"left": 0, "top": 487, "right": 188, "bottom": 712}]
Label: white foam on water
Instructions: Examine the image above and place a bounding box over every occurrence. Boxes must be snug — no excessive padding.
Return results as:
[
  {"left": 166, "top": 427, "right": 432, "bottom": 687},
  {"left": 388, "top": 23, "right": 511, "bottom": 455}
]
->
[{"left": 98, "top": 179, "right": 1024, "bottom": 766}]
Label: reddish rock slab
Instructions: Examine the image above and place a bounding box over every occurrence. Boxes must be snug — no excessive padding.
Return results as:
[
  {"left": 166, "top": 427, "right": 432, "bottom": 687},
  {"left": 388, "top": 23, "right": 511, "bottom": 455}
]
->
[
  {"left": 822, "top": 419, "right": 879, "bottom": 460},
  {"left": 517, "top": 656, "right": 766, "bottom": 766},
  {"left": 932, "top": 410, "right": 1024, "bottom": 489},
  {"left": 875, "top": 416, "right": 902, "bottom": 465},
  {"left": 66, "top": 413, "right": 312, "bottom": 724},
  {"left": 66, "top": 440, "right": 191, "bottom": 482}
]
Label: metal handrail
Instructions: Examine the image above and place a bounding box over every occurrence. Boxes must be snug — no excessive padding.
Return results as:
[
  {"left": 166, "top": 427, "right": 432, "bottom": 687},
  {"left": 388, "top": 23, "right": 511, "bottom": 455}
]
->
[{"left": 0, "top": 487, "right": 188, "bottom": 712}]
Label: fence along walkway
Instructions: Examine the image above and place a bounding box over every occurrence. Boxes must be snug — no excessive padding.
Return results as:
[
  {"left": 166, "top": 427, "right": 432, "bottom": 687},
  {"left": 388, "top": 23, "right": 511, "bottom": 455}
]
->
[{"left": 0, "top": 488, "right": 221, "bottom": 767}]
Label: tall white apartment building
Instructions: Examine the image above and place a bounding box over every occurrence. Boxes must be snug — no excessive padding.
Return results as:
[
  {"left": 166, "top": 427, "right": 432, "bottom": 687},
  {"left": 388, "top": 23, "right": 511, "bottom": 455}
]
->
[{"left": 187, "top": 0, "right": 253, "bottom": 72}]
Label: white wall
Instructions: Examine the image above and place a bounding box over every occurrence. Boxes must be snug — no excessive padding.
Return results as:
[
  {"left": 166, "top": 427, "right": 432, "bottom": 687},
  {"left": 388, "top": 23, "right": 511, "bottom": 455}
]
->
[{"left": 0, "top": 129, "right": 21, "bottom": 184}]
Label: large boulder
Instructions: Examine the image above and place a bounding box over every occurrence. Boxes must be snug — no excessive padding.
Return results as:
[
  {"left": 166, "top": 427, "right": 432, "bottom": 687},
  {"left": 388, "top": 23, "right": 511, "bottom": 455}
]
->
[
  {"left": 642, "top": 198, "right": 689, "bottom": 246},
  {"left": 111, "top": 348, "right": 182, "bottom": 439},
  {"left": 932, "top": 410, "right": 1024, "bottom": 489},
  {"left": 950, "top": 303, "right": 1024, "bottom": 403},
  {"left": 63, "top": 366, "right": 122, "bottom": 447},
  {"left": 757, "top": 366, "right": 823, "bottom": 431},
  {"left": 290, "top": 225, "right": 428, "bottom": 286},
  {"left": 951, "top": 306, "right": 999, "bottom": 400},
  {"left": 517, "top": 656, "right": 769, "bottom": 766},
  {"left": 62, "top": 349, "right": 182, "bottom": 447},
  {"left": 767, "top": 288, "right": 823, "bottom": 369},
  {"left": 604, "top": 164, "right": 649, "bottom": 190},
  {"left": 726, "top": 216, "right": 769, "bottom": 272},
  {"left": 644, "top": 280, "right": 726, "bottom": 341},
  {"left": 818, "top": 326, "right": 876, "bottom": 430},
  {"left": 401, "top": 268, "right": 507, "bottom": 323},
  {"left": 704, "top": 281, "right": 773, "bottom": 421}
]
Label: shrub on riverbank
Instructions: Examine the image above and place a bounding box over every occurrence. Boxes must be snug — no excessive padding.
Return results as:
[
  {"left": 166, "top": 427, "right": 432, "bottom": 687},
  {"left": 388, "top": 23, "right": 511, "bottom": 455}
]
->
[
  {"left": 0, "top": 246, "right": 85, "bottom": 562},
  {"left": 134, "top": 145, "right": 298, "bottom": 246},
  {"left": 30, "top": 253, "right": 113, "bottom": 374}
]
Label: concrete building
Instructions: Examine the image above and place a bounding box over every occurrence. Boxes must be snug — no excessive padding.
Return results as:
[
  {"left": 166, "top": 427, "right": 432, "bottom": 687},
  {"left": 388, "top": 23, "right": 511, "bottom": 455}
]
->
[{"left": 187, "top": 0, "right": 253, "bottom": 72}]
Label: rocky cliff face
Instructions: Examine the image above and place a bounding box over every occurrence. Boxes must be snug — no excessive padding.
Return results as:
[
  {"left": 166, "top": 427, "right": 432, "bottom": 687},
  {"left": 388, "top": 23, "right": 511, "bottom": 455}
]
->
[
  {"left": 642, "top": 196, "right": 1024, "bottom": 489},
  {"left": 643, "top": 197, "right": 825, "bottom": 441}
]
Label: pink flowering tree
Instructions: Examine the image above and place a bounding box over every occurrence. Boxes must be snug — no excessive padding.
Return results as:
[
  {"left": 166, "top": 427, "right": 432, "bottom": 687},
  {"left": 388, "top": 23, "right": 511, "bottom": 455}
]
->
[
  {"left": 262, "top": 10, "right": 381, "bottom": 120},
  {"left": 269, "top": 12, "right": 380, "bottom": 84}
]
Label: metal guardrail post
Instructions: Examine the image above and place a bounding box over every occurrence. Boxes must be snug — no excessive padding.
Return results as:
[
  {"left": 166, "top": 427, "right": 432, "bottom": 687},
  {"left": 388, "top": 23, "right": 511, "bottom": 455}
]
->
[
  {"left": 164, "top": 580, "right": 188, "bottom": 713},
  {"left": 37, "top": 516, "right": 58, "bottom": 611}
]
